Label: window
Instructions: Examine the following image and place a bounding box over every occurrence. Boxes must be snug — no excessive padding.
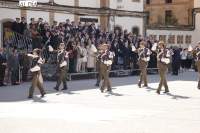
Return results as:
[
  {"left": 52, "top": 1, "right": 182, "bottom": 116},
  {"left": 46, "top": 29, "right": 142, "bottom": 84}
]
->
[
  {"left": 80, "top": 18, "right": 98, "bottom": 23},
  {"left": 165, "top": 0, "right": 172, "bottom": 3},
  {"left": 116, "top": 5, "right": 124, "bottom": 9},
  {"left": 146, "top": 11, "right": 150, "bottom": 25},
  {"left": 149, "top": 35, "right": 157, "bottom": 41},
  {"left": 177, "top": 35, "right": 184, "bottom": 44},
  {"left": 117, "top": 0, "right": 123, "bottom": 2},
  {"left": 132, "top": 27, "right": 140, "bottom": 36},
  {"left": 132, "top": 0, "right": 140, "bottom": 2},
  {"left": 165, "top": 10, "right": 172, "bottom": 25},
  {"left": 146, "top": 0, "right": 150, "bottom": 4},
  {"left": 159, "top": 35, "right": 166, "bottom": 43},
  {"left": 168, "top": 35, "right": 175, "bottom": 44},
  {"left": 185, "top": 35, "right": 192, "bottom": 44}
]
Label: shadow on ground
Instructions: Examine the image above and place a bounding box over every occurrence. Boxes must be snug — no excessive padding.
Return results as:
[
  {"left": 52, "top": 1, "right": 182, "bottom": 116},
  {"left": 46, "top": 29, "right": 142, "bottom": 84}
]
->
[{"left": 0, "top": 71, "right": 196, "bottom": 102}]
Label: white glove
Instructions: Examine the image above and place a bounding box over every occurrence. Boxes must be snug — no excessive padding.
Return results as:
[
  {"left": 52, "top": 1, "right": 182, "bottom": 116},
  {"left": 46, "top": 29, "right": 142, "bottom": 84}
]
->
[
  {"left": 48, "top": 45, "right": 54, "bottom": 52},
  {"left": 188, "top": 45, "right": 193, "bottom": 52},
  {"left": 132, "top": 45, "right": 136, "bottom": 52},
  {"left": 151, "top": 43, "right": 157, "bottom": 51}
]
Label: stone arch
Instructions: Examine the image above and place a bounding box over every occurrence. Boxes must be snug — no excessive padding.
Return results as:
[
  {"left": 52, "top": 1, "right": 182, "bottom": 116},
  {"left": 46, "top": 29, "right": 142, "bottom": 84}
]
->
[
  {"left": 132, "top": 26, "right": 140, "bottom": 36},
  {"left": 0, "top": 18, "right": 14, "bottom": 47}
]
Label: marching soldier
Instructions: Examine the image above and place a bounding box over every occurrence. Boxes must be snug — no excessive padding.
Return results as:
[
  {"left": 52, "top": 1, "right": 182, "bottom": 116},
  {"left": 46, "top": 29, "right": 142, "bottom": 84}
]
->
[
  {"left": 188, "top": 42, "right": 200, "bottom": 89},
  {"left": 152, "top": 41, "right": 171, "bottom": 94},
  {"left": 99, "top": 44, "right": 115, "bottom": 93},
  {"left": 49, "top": 43, "right": 69, "bottom": 91},
  {"left": 132, "top": 41, "right": 151, "bottom": 88},
  {"left": 27, "top": 48, "right": 46, "bottom": 98},
  {"left": 95, "top": 48, "right": 103, "bottom": 87}
]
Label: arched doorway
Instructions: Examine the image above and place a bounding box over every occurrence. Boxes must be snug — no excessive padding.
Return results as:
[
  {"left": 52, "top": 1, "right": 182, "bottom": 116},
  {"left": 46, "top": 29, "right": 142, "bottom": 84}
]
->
[
  {"left": 0, "top": 19, "right": 14, "bottom": 47},
  {"left": 132, "top": 26, "right": 140, "bottom": 36}
]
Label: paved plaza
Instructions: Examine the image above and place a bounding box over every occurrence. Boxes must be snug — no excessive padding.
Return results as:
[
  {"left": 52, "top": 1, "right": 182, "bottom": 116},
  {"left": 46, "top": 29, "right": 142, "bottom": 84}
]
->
[{"left": 0, "top": 71, "right": 200, "bottom": 133}]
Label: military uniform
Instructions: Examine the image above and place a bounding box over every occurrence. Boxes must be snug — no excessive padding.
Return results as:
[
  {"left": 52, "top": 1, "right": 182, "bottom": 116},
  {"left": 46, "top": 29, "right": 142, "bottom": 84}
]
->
[
  {"left": 28, "top": 51, "right": 46, "bottom": 98},
  {"left": 95, "top": 52, "right": 102, "bottom": 86},
  {"left": 156, "top": 47, "right": 171, "bottom": 94},
  {"left": 137, "top": 47, "right": 151, "bottom": 88},
  {"left": 54, "top": 49, "right": 69, "bottom": 91},
  {"left": 193, "top": 47, "right": 200, "bottom": 89},
  {"left": 99, "top": 49, "right": 114, "bottom": 93}
]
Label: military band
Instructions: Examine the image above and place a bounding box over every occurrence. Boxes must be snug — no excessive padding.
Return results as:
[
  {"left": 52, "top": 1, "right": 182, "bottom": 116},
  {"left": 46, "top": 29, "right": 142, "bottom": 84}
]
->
[{"left": 2, "top": 40, "right": 200, "bottom": 99}]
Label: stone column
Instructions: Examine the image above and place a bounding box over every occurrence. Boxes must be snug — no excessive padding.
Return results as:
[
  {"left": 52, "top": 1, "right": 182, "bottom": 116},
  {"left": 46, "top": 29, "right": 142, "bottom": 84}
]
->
[
  {"left": 49, "top": 0, "right": 55, "bottom": 25},
  {"left": 74, "top": 0, "right": 79, "bottom": 23},
  {"left": 20, "top": 8, "right": 27, "bottom": 20},
  {"left": 100, "top": 0, "right": 109, "bottom": 32}
]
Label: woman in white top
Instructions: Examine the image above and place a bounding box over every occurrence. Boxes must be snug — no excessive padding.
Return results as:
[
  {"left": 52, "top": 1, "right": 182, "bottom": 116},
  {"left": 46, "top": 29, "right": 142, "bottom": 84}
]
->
[{"left": 86, "top": 39, "right": 97, "bottom": 72}]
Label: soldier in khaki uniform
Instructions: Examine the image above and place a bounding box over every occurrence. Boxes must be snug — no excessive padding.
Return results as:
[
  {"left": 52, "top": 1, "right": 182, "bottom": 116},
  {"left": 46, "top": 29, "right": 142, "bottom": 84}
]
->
[
  {"left": 152, "top": 41, "right": 171, "bottom": 94},
  {"left": 132, "top": 41, "right": 151, "bottom": 88},
  {"left": 189, "top": 42, "right": 200, "bottom": 89},
  {"left": 27, "top": 49, "right": 46, "bottom": 98},
  {"left": 95, "top": 49, "right": 103, "bottom": 87},
  {"left": 49, "top": 43, "right": 69, "bottom": 91},
  {"left": 99, "top": 44, "right": 114, "bottom": 93}
]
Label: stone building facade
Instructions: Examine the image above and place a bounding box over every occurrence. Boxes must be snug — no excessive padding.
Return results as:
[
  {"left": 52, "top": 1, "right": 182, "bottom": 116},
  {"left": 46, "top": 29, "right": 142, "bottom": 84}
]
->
[
  {"left": 146, "top": 0, "right": 200, "bottom": 48},
  {"left": 145, "top": 0, "right": 194, "bottom": 26},
  {"left": 0, "top": 0, "right": 146, "bottom": 47}
]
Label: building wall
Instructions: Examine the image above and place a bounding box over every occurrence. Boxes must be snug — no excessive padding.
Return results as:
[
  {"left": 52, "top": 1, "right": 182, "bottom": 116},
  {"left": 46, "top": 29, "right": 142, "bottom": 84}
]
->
[
  {"left": 146, "top": 12, "right": 200, "bottom": 48},
  {"left": 193, "top": 13, "right": 200, "bottom": 43},
  {"left": 145, "top": 0, "right": 194, "bottom": 26},
  {"left": 110, "top": 16, "right": 143, "bottom": 34},
  {"left": 110, "top": 0, "right": 144, "bottom": 12},
  {"left": 54, "top": 0, "right": 74, "bottom": 6},
  {"left": 54, "top": 13, "right": 74, "bottom": 23},
  {"left": 26, "top": 10, "right": 49, "bottom": 23},
  {"left": 37, "top": 0, "right": 49, "bottom": 3},
  {"left": 194, "top": 0, "right": 200, "bottom": 8},
  {"left": 79, "top": 0, "right": 100, "bottom": 8},
  {"left": 146, "top": 29, "right": 194, "bottom": 48}
]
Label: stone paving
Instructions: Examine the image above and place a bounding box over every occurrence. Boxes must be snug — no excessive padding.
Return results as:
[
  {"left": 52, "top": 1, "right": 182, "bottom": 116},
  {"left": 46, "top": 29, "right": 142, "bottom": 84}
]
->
[{"left": 0, "top": 71, "right": 200, "bottom": 133}]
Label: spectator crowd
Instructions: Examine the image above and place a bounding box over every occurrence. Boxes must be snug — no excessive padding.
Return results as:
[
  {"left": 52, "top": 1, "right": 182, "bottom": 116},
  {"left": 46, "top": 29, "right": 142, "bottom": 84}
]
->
[{"left": 0, "top": 17, "right": 195, "bottom": 86}]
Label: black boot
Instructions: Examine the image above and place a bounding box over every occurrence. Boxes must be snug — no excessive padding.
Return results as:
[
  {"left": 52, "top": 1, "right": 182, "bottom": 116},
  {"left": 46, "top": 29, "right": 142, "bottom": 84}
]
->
[
  {"left": 41, "top": 92, "right": 46, "bottom": 98},
  {"left": 156, "top": 89, "right": 160, "bottom": 94},
  {"left": 28, "top": 95, "right": 33, "bottom": 99},
  {"left": 107, "top": 88, "right": 112, "bottom": 93},
  {"left": 100, "top": 87, "right": 104, "bottom": 93},
  {"left": 95, "top": 83, "right": 99, "bottom": 87},
  {"left": 54, "top": 87, "right": 59, "bottom": 91},
  {"left": 62, "top": 86, "right": 68, "bottom": 90}
]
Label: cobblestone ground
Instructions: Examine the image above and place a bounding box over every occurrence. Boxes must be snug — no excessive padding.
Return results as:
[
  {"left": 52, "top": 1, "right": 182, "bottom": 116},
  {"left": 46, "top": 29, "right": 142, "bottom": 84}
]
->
[{"left": 0, "top": 71, "right": 200, "bottom": 133}]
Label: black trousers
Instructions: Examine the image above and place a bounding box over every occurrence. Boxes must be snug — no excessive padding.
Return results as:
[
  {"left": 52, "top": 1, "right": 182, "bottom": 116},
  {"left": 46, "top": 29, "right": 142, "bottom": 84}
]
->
[
  {"left": 11, "top": 69, "right": 19, "bottom": 84},
  {"left": 172, "top": 62, "right": 180, "bottom": 75},
  {"left": 0, "top": 67, "right": 6, "bottom": 85}
]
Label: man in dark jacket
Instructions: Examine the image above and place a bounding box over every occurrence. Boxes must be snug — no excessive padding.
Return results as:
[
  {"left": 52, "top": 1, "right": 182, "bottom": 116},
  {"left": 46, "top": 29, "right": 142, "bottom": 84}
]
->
[
  {"left": 20, "top": 17, "right": 27, "bottom": 34},
  {"left": 12, "top": 18, "right": 21, "bottom": 34},
  {"left": 8, "top": 48, "right": 20, "bottom": 85},
  {"left": 0, "top": 48, "right": 7, "bottom": 86},
  {"left": 172, "top": 47, "right": 181, "bottom": 75}
]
